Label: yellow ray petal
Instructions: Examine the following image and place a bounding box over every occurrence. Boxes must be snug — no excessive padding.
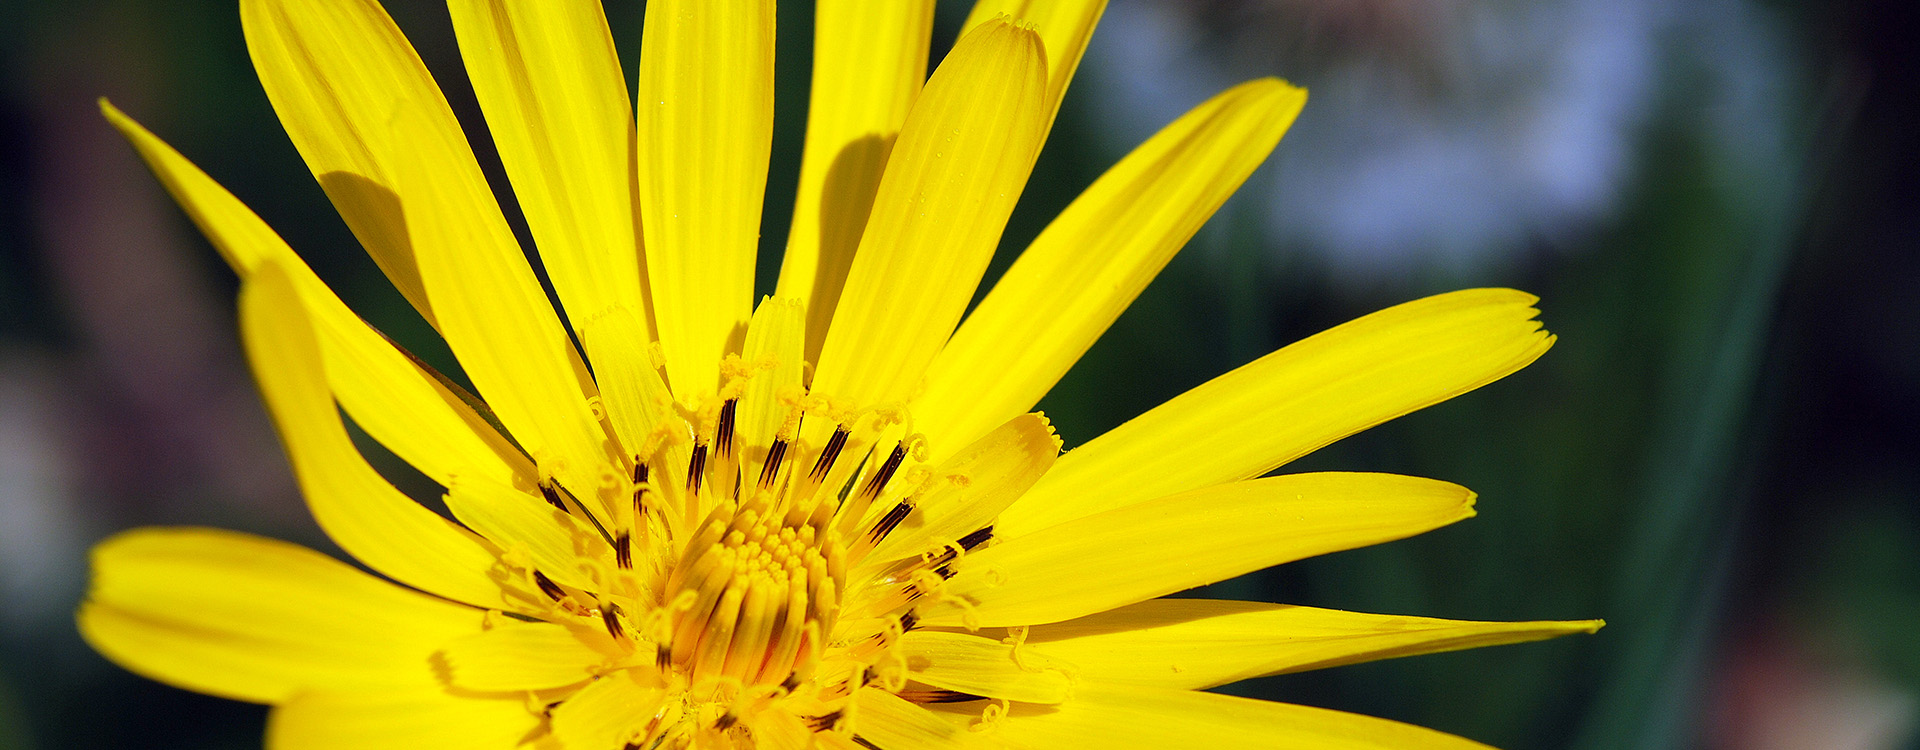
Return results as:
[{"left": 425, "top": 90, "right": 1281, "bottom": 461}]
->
[
  {"left": 750, "top": 709, "right": 815, "bottom": 750},
  {"left": 998, "top": 288, "right": 1553, "bottom": 538},
  {"left": 550, "top": 672, "right": 662, "bottom": 750},
  {"left": 809, "top": 20, "right": 1048, "bottom": 415},
  {"left": 240, "top": 0, "right": 475, "bottom": 327},
  {"left": 577, "top": 306, "right": 680, "bottom": 470},
  {"left": 240, "top": 263, "right": 512, "bottom": 610},
  {"left": 860, "top": 414, "right": 1060, "bottom": 565},
  {"left": 1024, "top": 598, "right": 1604, "bottom": 690},
  {"left": 438, "top": 621, "right": 612, "bottom": 692},
  {"left": 268, "top": 687, "right": 540, "bottom": 750},
  {"left": 101, "top": 101, "right": 531, "bottom": 491},
  {"left": 447, "top": 0, "right": 652, "bottom": 371},
  {"left": 442, "top": 476, "right": 614, "bottom": 593},
  {"left": 388, "top": 104, "right": 615, "bottom": 503},
  {"left": 636, "top": 0, "right": 774, "bottom": 397},
  {"left": 775, "top": 0, "right": 936, "bottom": 364},
  {"left": 737, "top": 296, "right": 806, "bottom": 458},
  {"left": 854, "top": 688, "right": 983, "bottom": 750},
  {"left": 920, "top": 473, "right": 1474, "bottom": 629},
  {"left": 77, "top": 528, "right": 482, "bottom": 704},
  {"left": 965, "top": 681, "right": 1495, "bottom": 750},
  {"left": 899, "top": 630, "right": 1072, "bottom": 703},
  {"left": 962, "top": 0, "right": 1105, "bottom": 133},
  {"left": 917, "top": 79, "right": 1306, "bottom": 458}
]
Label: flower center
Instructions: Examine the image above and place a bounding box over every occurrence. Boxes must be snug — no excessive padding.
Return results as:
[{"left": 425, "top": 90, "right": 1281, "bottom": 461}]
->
[{"left": 662, "top": 495, "right": 846, "bottom": 688}]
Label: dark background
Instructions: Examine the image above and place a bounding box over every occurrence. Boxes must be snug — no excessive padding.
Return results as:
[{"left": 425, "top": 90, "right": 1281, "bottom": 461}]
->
[{"left": 1, "top": 0, "right": 1915, "bottom": 748}]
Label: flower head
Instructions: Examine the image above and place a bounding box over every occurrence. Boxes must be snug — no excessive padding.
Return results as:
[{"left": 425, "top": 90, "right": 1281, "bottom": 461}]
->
[{"left": 83, "top": 0, "right": 1599, "bottom": 748}]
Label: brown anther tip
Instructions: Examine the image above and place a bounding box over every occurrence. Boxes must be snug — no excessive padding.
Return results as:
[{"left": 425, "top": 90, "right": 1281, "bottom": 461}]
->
[
  {"left": 859, "top": 444, "right": 908, "bottom": 500},
  {"left": 806, "top": 710, "right": 843, "bottom": 731},
  {"left": 810, "top": 428, "right": 849, "bottom": 479},
  {"left": 600, "top": 603, "right": 625, "bottom": 640},
  {"left": 759, "top": 439, "right": 789, "bottom": 487},
  {"left": 868, "top": 501, "right": 914, "bottom": 543},
  {"left": 959, "top": 526, "right": 994, "bottom": 551},
  {"left": 716, "top": 399, "right": 738, "bottom": 457},
  {"left": 539, "top": 483, "right": 569, "bottom": 512},
  {"left": 900, "top": 689, "right": 985, "bottom": 704},
  {"left": 687, "top": 443, "right": 709, "bottom": 493},
  {"left": 533, "top": 570, "right": 566, "bottom": 601},
  {"left": 614, "top": 532, "right": 633, "bottom": 570}
]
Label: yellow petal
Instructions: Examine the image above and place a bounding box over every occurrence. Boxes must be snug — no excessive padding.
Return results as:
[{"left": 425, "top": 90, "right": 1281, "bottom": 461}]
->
[
  {"left": 854, "top": 687, "right": 982, "bottom": 750},
  {"left": 860, "top": 414, "right": 1060, "bottom": 565},
  {"left": 439, "top": 621, "right": 611, "bottom": 692},
  {"left": 240, "top": 263, "right": 512, "bottom": 610},
  {"left": 447, "top": 0, "right": 653, "bottom": 372},
  {"left": 268, "top": 687, "right": 540, "bottom": 750},
  {"left": 240, "top": 0, "right": 472, "bottom": 327},
  {"left": 77, "top": 528, "right": 482, "bottom": 704},
  {"left": 737, "top": 296, "right": 807, "bottom": 458},
  {"left": 998, "top": 288, "right": 1553, "bottom": 538},
  {"left": 442, "top": 476, "right": 613, "bottom": 593},
  {"left": 550, "top": 671, "right": 662, "bottom": 750},
  {"left": 809, "top": 20, "right": 1048, "bottom": 414},
  {"left": 388, "top": 103, "right": 615, "bottom": 505},
  {"left": 961, "top": 0, "right": 1106, "bottom": 131},
  {"left": 576, "top": 306, "right": 680, "bottom": 469},
  {"left": 636, "top": 0, "right": 774, "bottom": 396},
  {"left": 1024, "top": 598, "right": 1604, "bottom": 690},
  {"left": 918, "top": 79, "right": 1306, "bottom": 457},
  {"left": 750, "top": 709, "right": 815, "bottom": 750},
  {"left": 101, "top": 101, "right": 532, "bottom": 491},
  {"left": 967, "top": 681, "right": 1495, "bottom": 750},
  {"left": 899, "top": 630, "right": 1072, "bottom": 703},
  {"left": 775, "top": 0, "right": 936, "bottom": 364},
  {"left": 920, "top": 473, "right": 1475, "bottom": 628}
]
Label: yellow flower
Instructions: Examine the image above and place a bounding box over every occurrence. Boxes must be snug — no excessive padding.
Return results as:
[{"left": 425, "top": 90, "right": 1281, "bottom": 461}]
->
[{"left": 82, "top": 0, "right": 1600, "bottom": 748}]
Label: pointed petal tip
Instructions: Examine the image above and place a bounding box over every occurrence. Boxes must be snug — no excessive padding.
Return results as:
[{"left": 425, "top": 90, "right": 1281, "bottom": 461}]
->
[{"left": 1244, "top": 76, "right": 1309, "bottom": 102}]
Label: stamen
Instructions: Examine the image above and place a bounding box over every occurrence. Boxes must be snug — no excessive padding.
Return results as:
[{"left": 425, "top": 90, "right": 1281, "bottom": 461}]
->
[
  {"left": 601, "top": 602, "right": 625, "bottom": 640},
  {"left": 811, "top": 427, "right": 849, "bottom": 479},
  {"left": 614, "top": 532, "right": 633, "bottom": 569},
  {"left": 900, "top": 689, "right": 984, "bottom": 703},
  {"left": 687, "top": 443, "right": 709, "bottom": 494},
  {"left": 758, "top": 438, "right": 788, "bottom": 488},
  {"left": 858, "top": 444, "right": 907, "bottom": 501},
  {"left": 539, "top": 483, "right": 570, "bottom": 513},
  {"left": 852, "top": 736, "right": 883, "bottom": 750},
  {"left": 958, "top": 526, "right": 993, "bottom": 551},
  {"left": 898, "top": 610, "right": 919, "bottom": 632},
  {"left": 867, "top": 501, "right": 914, "bottom": 543},
  {"left": 533, "top": 570, "right": 566, "bottom": 601},
  {"left": 716, "top": 399, "right": 737, "bottom": 459},
  {"left": 805, "top": 710, "right": 843, "bottom": 732},
  {"left": 632, "top": 461, "right": 649, "bottom": 484}
]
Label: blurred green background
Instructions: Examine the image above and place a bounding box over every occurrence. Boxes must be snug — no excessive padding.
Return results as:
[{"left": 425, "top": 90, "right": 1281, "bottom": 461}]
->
[{"left": 1, "top": 0, "right": 1915, "bottom": 748}]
